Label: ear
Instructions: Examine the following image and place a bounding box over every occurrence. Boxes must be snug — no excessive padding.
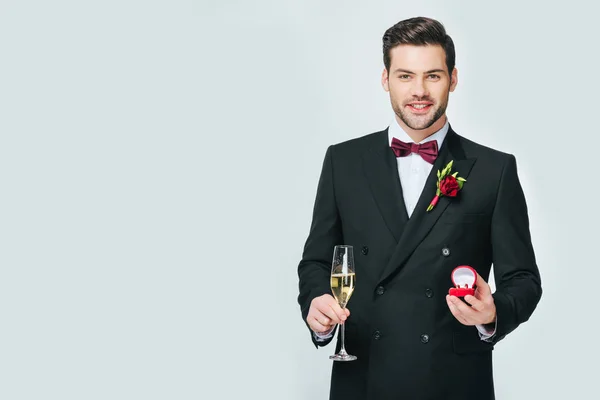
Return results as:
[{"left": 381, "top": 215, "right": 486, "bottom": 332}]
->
[
  {"left": 449, "top": 67, "right": 458, "bottom": 92},
  {"left": 381, "top": 68, "right": 390, "bottom": 92}
]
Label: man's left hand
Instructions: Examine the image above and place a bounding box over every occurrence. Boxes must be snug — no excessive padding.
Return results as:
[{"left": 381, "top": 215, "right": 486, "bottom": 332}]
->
[{"left": 446, "top": 272, "right": 496, "bottom": 326}]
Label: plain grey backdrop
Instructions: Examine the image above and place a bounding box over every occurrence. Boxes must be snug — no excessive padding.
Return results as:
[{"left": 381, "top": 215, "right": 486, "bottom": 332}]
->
[{"left": 1, "top": 0, "right": 598, "bottom": 398}]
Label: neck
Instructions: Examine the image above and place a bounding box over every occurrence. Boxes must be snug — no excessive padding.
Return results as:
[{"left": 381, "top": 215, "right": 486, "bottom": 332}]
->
[{"left": 395, "top": 114, "right": 447, "bottom": 143}]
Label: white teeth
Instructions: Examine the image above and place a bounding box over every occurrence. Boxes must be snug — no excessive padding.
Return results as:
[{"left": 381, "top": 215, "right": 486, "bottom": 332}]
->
[{"left": 411, "top": 104, "right": 429, "bottom": 109}]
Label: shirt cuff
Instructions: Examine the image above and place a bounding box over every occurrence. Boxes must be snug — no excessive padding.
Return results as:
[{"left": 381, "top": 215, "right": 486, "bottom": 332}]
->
[
  {"left": 475, "top": 318, "right": 497, "bottom": 342},
  {"left": 313, "top": 325, "right": 336, "bottom": 341}
]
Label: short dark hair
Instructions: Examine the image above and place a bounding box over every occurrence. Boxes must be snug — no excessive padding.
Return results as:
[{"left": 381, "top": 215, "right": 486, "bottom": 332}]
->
[{"left": 382, "top": 17, "right": 455, "bottom": 75}]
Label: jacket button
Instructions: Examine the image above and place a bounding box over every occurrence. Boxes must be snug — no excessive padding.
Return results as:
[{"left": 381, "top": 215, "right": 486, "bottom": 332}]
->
[
  {"left": 361, "top": 246, "right": 369, "bottom": 255},
  {"left": 373, "top": 330, "right": 381, "bottom": 340},
  {"left": 441, "top": 247, "right": 450, "bottom": 257},
  {"left": 425, "top": 288, "right": 434, "bottom": 298},
  {"left": 421, "top": 334, "right": 430, "bottom": 344},
  {"left": 376, "top": 286, "right": 385, "bottom": 295}
]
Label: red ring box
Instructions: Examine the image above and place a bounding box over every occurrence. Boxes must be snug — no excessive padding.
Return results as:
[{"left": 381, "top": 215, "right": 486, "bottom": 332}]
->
[{"left": 449, "top": 265, "right": 476, "bottom": 297}]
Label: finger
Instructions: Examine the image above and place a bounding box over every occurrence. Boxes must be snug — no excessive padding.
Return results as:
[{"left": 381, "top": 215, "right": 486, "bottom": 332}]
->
[
  {"left": 345, "top": 308, "right": 351, "bottom": 318},
  {"left": 327, "top": 299, "right": 348, "bottom": 323},
  {"left": 317, "top": 301, "right": 342, "bottom": 324},
  {"left": 314, "top": 314, "right": 333, "bottom": 327},
  {"left": 464, "top": 294, "right": 486, "bottom": 312},
  {"left": 309, "top": 299, "right": 337, "bottom": 325},
  {"left": 474, "top": 287, "right": 494, "bottom": 307},
  {"left": 475, "top": 273, "right": 491, "bottom": 297},
  {"left": 446, "top": 296, "right": 471, "bottom": 325},
  {"left": 446, "top": 296, "right": 464, "bottom": 320},
  {"left": 447, "top": 295, "right": 478, "bottom": 323},
  {"left": 450, "top": 296, "right": 479, "bottom": 319},
  {"left": 309, "top": 317, "right": 331, "bottom": 333},
  {"left": 312, "top": 296, "right": 341, "bottom": 323},
  {"left": 307, "top": 306, "right": 333, "bottom": 325}
]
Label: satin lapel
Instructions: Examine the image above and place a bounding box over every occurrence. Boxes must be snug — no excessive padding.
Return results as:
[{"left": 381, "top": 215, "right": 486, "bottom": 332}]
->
[
  {"left": 362, "top": 129, "right": 409, "bottom": 242},
  {"left": 378, "top": 128, "right": 477, "bottom": 284}
]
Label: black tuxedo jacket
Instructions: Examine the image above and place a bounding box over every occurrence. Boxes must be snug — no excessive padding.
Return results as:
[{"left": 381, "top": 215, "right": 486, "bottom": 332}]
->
[{"left": 297, "top": 126, "right": 542, "bottom": 400}]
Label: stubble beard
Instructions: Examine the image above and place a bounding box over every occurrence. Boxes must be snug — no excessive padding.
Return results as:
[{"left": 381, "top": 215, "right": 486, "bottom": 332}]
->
[{"left": 392, "top": 91, "right": 450, "bottom": 131}]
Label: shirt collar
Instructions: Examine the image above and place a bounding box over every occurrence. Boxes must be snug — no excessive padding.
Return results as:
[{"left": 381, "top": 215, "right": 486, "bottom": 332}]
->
[{"left": 388, "top": 116, "right": 450, "bottom": 149}]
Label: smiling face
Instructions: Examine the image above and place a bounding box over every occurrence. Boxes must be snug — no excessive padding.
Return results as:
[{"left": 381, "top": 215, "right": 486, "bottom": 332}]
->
[{"left": 382, "top": 44, "right": 458, "bottom": 140}]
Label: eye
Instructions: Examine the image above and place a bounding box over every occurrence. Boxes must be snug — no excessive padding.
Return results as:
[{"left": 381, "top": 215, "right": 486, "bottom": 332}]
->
[
  {"left": 428, "top": 74, "right": 441, "bottom": 80},
  {"left": 398, "top": 74, "right": 411, "bottom": 80}
]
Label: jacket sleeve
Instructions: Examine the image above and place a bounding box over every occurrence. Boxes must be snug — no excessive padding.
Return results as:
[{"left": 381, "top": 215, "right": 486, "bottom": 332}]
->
[
  {"left": 297, "top": 146, "right": 343, "bottom": 348},
  {"left": 490, "top": 154, "right": 542, "bottom": 344}
]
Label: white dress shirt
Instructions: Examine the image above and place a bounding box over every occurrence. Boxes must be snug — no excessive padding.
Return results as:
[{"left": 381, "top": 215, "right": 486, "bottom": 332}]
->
[
  {"left": 389, "top": 116, "right": 449, "bottom": 217},
  {"left": 314, "top": 117, "right": 496, "bottom": 342}
]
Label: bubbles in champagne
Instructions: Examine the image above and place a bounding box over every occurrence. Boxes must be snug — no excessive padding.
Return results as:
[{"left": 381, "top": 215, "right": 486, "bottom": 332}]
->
[{"left": 330, "top": 273, "right": 355, "bottom": 308}]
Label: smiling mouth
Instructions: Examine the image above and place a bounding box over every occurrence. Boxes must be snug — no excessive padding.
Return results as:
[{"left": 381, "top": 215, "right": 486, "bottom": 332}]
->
[{"left": 406, "top": 103, "right": 433, "bottom": 114}]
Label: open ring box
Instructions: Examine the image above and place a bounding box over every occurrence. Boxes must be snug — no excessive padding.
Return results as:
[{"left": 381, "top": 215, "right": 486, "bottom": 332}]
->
[{"left": 449, "top": 265, "right": 476, "bottom": 297}]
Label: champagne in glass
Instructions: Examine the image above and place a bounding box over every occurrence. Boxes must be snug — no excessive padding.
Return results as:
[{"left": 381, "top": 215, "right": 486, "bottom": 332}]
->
[
  {"left": 329, "top": 245, "right": 357, "bottom": 361},
  {"left": 331, "top": 273, "right": 355, "bottom": 308}
]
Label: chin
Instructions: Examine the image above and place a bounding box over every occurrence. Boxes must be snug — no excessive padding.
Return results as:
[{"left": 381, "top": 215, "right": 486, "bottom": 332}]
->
[{"left": 405, "top": 118, "right": 435, "bottom": 130}]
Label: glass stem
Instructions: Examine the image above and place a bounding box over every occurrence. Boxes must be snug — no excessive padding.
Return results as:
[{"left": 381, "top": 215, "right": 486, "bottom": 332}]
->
[{"left": 339, "top": 316, "right": 348, "bottom": 355}]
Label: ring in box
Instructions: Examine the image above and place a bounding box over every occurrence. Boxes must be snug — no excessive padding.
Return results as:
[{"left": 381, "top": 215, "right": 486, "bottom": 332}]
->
[{"left": 449, "top": 265, "right": 476, "bottom": 297}]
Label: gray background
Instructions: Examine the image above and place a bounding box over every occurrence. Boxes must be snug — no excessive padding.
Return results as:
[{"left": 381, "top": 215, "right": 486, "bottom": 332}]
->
[{"left": 1, "top": 0, "right": 597, "bottom": 398}]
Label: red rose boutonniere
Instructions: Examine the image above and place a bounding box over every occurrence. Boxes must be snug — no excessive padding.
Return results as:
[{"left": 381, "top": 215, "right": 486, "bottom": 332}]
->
[{"left": 426, "top": 160, "right": 466, "bottom": 212}]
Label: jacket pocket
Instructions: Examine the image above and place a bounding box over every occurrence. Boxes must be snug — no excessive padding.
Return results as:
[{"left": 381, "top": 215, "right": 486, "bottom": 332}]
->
[{"left": 452, "top": 331, "right": 494, "bottom": 354}]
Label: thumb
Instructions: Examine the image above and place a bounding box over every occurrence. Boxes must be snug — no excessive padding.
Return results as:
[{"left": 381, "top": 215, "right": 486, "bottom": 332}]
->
[{"left": 475, "top": 273, "right": 491, "bottom": 297}]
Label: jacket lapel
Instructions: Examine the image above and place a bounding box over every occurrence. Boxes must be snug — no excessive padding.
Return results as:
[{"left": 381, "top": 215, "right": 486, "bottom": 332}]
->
[
  {"left": 378, "top": 127, "right": 477, "bottom": 284},
  {"left": 362, "top": 129, "right": 409, "bottom": 242}
]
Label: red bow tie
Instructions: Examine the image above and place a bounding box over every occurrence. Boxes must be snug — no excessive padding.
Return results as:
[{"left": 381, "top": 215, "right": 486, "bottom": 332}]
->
[{"left": 391, "top": 137, "right": 439, "bottom": 164}]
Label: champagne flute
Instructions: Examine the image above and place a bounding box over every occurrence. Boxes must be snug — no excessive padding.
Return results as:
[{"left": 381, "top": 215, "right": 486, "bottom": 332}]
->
[{"left": 329, "top": 245, "right": 357, "bottom": 362}]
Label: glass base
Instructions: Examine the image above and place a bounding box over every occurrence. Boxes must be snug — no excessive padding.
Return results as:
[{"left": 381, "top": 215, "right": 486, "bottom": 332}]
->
[{"left": 329, "top": 353, "right": 357, "bottom": 362}]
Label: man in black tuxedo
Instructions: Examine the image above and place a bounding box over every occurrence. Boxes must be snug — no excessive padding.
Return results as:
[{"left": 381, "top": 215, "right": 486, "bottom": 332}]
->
[{"left": 297, "top": 16, "right": 542, "bottom": 400}]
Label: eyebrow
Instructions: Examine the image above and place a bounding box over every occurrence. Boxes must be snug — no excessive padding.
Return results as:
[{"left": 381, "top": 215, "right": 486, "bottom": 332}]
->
[{"left": 393, "top": 68, "right": 447, "bottom": 74}]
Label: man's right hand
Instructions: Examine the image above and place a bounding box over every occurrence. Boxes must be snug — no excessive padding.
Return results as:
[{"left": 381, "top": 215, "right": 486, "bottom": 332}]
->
[{"left": 306, "top": 294, "right": 351, "bottom": 334}]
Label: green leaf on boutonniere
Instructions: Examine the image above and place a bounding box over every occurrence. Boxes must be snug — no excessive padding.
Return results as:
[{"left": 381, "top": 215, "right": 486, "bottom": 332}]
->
[
  {"left": 457, "top": 181, "right": 464, "bottom": 190},
  {"left": 441, "top": 161, "right": 453, "bottom": 177},
  {"left": 452, "top": 172, "right": 458, "bottom": 178},
  {"left": 457, "top": 177, "right": 466, "bottom": 182},
  {"left": 437, "top": 169, "right": 440, "bottom": 179}
]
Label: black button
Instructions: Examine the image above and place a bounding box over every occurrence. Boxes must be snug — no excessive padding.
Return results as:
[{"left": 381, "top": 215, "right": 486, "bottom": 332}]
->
[
  {"left": 421, "top": 334, "right": 430, "bottom": 344},
  {"left": 441, "top": 247, "right": 450, "bottom": 257},
  {"left": 361, "top": 246, "right": 369, "bottom": 255},
  {"left": 376, "top": 286, "right": 385, "bottom": 295},
  {"left": 373, "top": 330, "right": 381, "bottom": 340},
  {"left": 425, "top": 288, "right": 433, "bottom": 298}
]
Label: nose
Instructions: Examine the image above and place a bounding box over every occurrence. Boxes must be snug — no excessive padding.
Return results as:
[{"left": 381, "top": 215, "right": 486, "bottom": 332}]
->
[{"left": 411, "top": 78, "right": 428, "bottom": 98}]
